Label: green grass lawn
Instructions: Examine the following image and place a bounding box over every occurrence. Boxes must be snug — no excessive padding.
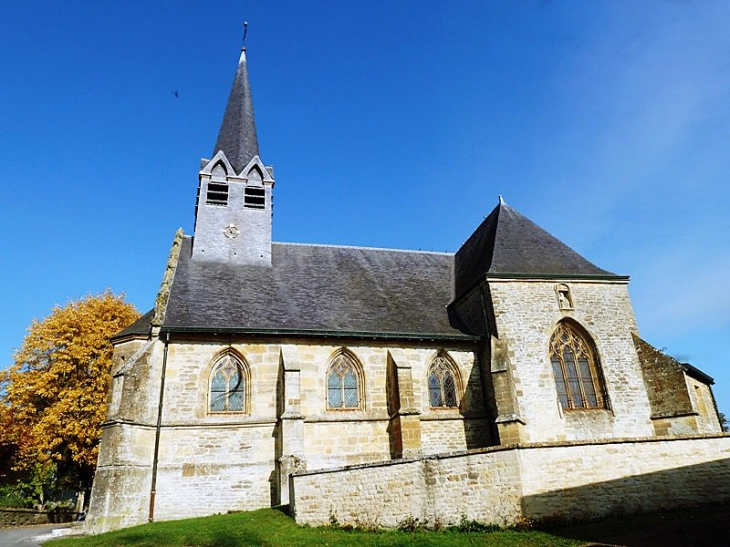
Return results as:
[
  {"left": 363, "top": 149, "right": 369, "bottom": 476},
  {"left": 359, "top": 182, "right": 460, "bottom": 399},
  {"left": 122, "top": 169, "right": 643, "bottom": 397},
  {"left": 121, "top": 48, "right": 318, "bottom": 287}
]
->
[
  {"left": 50, "top": 509, "right": 580, "bottom": 547},
  {"left": 49, "top": 503, "right": 730, "bottom": 547}
]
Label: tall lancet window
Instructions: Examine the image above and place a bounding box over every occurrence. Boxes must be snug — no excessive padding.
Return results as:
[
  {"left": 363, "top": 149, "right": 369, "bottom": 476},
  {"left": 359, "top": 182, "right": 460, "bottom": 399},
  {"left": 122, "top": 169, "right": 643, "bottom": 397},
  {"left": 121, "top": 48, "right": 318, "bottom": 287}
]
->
[
  {"left": 428, "top": 354, "right": 460, "bottom": 408},
  {"left": 549, "top": 321, "right": 608, "bottom": 410},
  {"left": 209, "top": 353, "right": 248, "bottom": 413},
  {"left": 326, "top": 352, "right": 362, "bottom": 410}
]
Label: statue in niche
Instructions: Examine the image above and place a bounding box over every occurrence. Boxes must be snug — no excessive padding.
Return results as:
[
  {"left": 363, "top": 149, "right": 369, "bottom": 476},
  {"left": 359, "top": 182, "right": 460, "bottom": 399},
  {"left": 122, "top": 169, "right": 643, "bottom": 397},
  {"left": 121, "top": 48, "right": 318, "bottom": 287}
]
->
[{"left": 556, "top": 284, "right": 574, "bottom": 310}]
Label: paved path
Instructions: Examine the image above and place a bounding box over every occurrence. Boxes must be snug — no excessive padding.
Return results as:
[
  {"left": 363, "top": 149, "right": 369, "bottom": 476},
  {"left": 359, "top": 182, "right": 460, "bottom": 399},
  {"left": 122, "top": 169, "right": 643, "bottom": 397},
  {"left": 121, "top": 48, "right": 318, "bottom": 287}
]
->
[{"left": 0, "top": 523, "right": 74, "bottom": 546}]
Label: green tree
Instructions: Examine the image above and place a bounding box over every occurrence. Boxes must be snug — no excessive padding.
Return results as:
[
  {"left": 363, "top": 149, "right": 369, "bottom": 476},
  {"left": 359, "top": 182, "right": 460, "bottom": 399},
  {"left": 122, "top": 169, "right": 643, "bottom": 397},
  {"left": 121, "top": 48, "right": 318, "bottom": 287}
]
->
[{"left": 0, "top": 291, "right": 139, "bottom": 500}]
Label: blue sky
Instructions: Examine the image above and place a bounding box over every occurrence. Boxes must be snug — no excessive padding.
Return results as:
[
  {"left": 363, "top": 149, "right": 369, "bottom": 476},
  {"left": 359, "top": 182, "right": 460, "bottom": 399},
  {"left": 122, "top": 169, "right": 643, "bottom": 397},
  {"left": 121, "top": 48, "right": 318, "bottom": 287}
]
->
[{"left": 1, "top": 1, "right": 728, "bottom": 415}]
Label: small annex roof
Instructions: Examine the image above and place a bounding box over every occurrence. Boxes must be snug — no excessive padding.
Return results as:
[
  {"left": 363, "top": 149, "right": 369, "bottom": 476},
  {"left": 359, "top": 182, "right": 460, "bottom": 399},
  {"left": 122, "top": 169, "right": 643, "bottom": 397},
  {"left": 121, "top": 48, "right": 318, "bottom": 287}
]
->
[
  {"left": 454, "top": 198, "right": 622, "bottom": 296},
  {"left": 112, "top": 309, "right": 154, "bottom": 341},
  {"left": 680, "top": 362, "right": 715, "bottom": 385},
  {"left": 212, "top": 47, "right": 260, "bottom": 174},
  {"left": 162, "top": 237, "right": 475, "bottom": 340}
]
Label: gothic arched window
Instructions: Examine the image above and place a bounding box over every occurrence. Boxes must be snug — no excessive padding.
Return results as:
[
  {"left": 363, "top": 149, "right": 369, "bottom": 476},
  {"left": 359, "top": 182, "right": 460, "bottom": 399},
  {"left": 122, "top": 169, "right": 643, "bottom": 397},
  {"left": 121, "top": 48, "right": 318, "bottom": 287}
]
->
[
  {"left": 326, "top": 352, "right": 362, "bottom": 410},
  {"left": 549, "top": 321, "right": 608, "bottom": 410},
  {"left": 209, "top": 353, "right": 248, "bottom": 413},
  {"left": 428, "top": 355, "right": 459, "bottom": 408}
]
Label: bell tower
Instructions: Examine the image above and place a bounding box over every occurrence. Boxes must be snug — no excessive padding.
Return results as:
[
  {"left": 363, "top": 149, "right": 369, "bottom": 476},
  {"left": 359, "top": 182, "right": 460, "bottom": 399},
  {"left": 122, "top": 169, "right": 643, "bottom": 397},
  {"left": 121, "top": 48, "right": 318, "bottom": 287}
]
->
[{"left": 192, "top": 32, "right": 275, "bottom": 266}]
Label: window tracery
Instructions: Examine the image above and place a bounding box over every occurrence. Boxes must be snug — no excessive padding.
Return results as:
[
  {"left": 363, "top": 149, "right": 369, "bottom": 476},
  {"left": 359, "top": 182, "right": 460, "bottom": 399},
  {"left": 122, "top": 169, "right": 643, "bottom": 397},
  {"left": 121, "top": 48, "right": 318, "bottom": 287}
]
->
[
  {"left": 428, "top": 355, "right": 459, "bottom": 408},
  {"left": 326, "top": 352, "right": 362, "bottom": 410},
  {"left": 209, "top": 353, "right": 247, "bottom": 413},
  {"left": 549, "top": 321, "right": 607, "bottom": 410}
]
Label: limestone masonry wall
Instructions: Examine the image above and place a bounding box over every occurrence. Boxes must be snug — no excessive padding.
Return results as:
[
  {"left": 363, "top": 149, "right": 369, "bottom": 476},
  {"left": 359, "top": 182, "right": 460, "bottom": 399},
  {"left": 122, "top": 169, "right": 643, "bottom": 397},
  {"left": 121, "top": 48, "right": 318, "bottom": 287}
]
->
[
  {"left": 86, "top": 337, "right": 484, "bottom": 533},
  {"left": 488, "top": 280, "right": 654, "bottom": 442},
  {"left": 291, "top": 435, "right": 730, "bottom": 527}
]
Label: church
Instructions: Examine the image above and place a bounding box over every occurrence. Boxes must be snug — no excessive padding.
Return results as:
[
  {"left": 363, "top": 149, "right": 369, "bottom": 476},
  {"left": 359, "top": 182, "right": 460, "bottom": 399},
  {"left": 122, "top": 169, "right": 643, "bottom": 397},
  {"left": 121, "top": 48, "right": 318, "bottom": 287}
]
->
[{"left": 85, "top": 40, "right": 728, "bottom": 533}]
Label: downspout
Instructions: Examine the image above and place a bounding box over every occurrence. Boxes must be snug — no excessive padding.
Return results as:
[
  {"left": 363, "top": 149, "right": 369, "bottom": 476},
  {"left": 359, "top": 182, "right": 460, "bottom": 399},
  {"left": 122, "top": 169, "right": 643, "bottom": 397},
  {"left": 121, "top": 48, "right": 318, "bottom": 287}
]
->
[{"left": 149, "top": 332, "right": 170, "bottom": 522}]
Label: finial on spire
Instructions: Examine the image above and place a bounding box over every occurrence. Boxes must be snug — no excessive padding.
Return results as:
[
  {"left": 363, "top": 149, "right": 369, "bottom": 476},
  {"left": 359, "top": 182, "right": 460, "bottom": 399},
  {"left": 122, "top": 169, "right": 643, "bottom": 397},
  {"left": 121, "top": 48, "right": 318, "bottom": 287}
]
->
[
  {"left": 242, "top": 22, "right": 248, "bottom": 51},
  {"left": 498, "top": 195, "right": 505, "bottom": 205}
]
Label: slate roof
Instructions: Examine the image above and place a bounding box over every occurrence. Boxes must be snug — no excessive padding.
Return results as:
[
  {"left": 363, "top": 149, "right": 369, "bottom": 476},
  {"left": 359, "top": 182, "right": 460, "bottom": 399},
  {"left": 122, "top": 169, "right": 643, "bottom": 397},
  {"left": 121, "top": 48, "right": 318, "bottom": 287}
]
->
[
  {"left": 212, "top": 49, "right": 260, "bottom": 173},
  {"left": 113, "top": 309, "right": 154, "bottom": 340},
  {"left": 454, "top": 200, "right": 622, "bottom": 296},
  {"left": 162, "top": 237, "right": 473, "bottom": 340}
]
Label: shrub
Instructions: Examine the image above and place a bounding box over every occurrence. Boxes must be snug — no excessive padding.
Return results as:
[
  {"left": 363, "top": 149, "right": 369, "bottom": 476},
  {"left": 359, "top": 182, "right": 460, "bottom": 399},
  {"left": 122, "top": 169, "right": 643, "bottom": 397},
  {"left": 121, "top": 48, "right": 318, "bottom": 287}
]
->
[
  {"left": 0, "top": 484, "right": 33, "bottom": 509},
  {"left": 454, "top": 514, "right": 501, "bottom": 533},
  {"left": 397, "top": 515, "right": 424, "bottom": 531}
]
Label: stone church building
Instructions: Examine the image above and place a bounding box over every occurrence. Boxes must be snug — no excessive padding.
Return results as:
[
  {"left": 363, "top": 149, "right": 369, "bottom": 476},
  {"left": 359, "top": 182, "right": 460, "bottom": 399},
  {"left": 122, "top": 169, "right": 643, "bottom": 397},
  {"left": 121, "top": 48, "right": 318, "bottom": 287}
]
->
[{"left": 86, "top": 42, "right": 728, "bottom": 533}]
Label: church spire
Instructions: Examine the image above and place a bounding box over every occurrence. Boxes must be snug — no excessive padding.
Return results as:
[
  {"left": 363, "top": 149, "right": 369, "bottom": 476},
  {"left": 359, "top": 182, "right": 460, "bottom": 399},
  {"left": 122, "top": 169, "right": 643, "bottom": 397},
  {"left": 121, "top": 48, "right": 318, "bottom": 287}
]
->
[
  {"left": 213, "top": 24, "right": 260, "bottom": 173},
  {"left": 193, "top": 26, "right": 274, "bottom": 266}
]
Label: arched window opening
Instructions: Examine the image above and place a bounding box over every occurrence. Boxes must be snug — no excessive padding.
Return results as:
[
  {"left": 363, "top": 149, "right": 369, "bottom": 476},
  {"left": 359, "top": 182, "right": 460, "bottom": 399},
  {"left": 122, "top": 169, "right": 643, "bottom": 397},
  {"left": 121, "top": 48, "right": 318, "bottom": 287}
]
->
[
  {"left": 549, "top": 321, "right": 607, "bottom": 410},
  {"left": 209, "top": 354, "right": 246, "bottom": 413},
  {"left": 428, "top": 355, "right": 459, "bottom": 408},
  {"left": 326, "top": 353, "right": 361, "bottom": 410}
]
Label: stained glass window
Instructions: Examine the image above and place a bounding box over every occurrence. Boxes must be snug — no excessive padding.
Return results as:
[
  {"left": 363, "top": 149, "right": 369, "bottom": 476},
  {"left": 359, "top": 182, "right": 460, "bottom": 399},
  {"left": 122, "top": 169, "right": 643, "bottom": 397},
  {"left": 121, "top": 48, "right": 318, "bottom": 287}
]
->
[
  {"left": 209, "top": 354, "right": 246, "bottom": 413},
  {"left": 428, "top": 356, "right": 459, "bottom": 408},
  {"left": 549, "top": 322, "right": 607, "bottom": 410},
  {"left": 327, "top": 353, "right": 361, "bottom": 410}
]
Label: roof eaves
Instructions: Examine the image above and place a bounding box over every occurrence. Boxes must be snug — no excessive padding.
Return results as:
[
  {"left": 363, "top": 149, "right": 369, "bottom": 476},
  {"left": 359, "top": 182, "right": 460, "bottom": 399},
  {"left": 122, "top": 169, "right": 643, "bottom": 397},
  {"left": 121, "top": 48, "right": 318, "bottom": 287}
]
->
[
  {"left": 111, "top": 309, "right": 154, "bottom": 343},
  {"left": 681, "top": 362, "right": 715, "bottom": 385},
  {"left": 485, "top": 272, "right": 630, "bottom": 282},
  {"left": 160, "top": 325, "right": 479, "bottom": 343}
]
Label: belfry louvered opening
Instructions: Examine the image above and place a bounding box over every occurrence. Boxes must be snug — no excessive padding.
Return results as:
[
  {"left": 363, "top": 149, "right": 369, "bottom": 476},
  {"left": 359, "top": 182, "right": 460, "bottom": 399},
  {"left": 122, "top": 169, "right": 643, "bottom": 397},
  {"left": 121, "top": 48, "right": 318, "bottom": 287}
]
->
[
  {"left": 244, "top": 187, "right": 266, "bottom": 209},
  {"left": 206, "top": 181, "right": 229, "bottom": 206}
]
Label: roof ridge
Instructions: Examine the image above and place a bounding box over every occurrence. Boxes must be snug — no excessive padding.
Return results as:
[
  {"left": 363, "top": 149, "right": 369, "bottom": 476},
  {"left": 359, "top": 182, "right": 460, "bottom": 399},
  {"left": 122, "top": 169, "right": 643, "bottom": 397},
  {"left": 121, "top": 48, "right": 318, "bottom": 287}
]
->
[{"left": 273, "top": 241, "right": 453, "bottom": 256}]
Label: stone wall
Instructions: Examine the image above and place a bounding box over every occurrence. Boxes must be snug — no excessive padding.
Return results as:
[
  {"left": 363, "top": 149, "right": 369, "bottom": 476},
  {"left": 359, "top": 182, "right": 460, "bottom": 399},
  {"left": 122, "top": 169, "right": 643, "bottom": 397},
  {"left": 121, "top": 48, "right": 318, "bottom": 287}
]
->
[
  {"left": 488, "top": 279, "right": 655, "bottom": 443},
  {"left": 86, "top": 336, "right": 486, "bottom": 533},
  {"left": 0, "top": 508, "right": 80, "bottom": 526},
  {"left": 632, "top": 334, "right": 722, "bottom": 436},
  {"left": 685, "top": 376, "right": 721, "bottom": 433},
  {"left": 291, "top": 435, "right": 730, "bottom": 527},
  {"left": 0, "top": 508, "right": 50, "bottom": 527},
  {"left": 291, "top": 448, "right": 523, "bottom": 528},
  {"left": 633, "top": 334, "right": 694, "bottom": 418}
]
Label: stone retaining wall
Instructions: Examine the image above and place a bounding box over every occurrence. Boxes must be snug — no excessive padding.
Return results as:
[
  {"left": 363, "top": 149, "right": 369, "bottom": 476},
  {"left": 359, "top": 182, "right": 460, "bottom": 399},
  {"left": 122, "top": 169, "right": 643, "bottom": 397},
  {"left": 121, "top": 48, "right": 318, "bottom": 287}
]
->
[
  {"left": 0, "top": 508, "right": 81, "bottom": 527},
  {"left": 291, "top": 434, "right": 730, "bottom": 527},
  {"left": 0, "top": 508, "right": 50, "bottom": 527}
]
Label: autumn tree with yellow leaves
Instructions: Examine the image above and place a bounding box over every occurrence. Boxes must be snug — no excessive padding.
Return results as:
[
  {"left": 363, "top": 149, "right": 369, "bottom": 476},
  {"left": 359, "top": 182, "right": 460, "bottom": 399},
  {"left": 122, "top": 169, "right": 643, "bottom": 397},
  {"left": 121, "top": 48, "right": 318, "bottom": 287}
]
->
[{"left": 0, "top": 291, "right": 138, "bottom": 499}]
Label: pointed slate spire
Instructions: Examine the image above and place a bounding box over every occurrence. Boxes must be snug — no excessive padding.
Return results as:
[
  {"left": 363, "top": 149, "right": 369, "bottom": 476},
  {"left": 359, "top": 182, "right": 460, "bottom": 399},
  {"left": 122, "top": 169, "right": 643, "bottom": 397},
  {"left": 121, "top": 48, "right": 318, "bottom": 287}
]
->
[
  {"left": 454, "top": 197, "right": 621, "bottom": 296},
  {"left": 213, "top": 29, "right": 260, "bottom": 174}
]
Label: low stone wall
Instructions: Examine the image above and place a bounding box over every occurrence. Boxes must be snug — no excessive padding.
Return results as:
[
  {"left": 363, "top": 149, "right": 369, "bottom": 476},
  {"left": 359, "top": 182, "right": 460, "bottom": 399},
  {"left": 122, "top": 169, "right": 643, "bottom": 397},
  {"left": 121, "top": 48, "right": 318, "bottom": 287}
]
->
[
  {"left": 290, "top": 434, "right": 730, "bottom": 527},
  {"left": 0, "top": 507, "right": 82, "bottom": 527},
  {"left": 1, "top": 508, "right": 50, "bottom": 527}
]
